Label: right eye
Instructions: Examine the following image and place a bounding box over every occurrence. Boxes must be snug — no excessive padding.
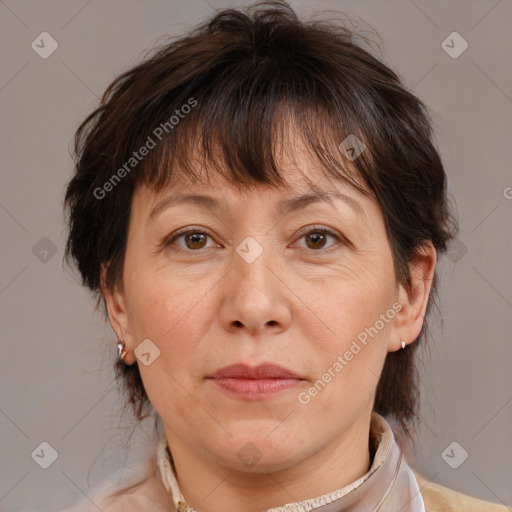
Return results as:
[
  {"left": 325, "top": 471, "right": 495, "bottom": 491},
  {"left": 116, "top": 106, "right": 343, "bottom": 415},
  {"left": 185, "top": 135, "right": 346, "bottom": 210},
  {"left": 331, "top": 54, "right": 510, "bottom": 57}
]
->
[{"left": 164, "top": 227, "right": 220, "bottom": 252}]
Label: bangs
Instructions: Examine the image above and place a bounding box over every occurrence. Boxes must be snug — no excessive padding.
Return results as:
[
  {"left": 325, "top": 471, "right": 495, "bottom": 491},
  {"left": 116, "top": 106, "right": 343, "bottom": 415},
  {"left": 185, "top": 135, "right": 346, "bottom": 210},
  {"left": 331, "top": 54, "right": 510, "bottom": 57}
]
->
[
  {"left": 143, "top": 98, "right": 372, "bottom": 198},
  {"left": 108, "top": 41, "right": 377, "bottom": 199}
]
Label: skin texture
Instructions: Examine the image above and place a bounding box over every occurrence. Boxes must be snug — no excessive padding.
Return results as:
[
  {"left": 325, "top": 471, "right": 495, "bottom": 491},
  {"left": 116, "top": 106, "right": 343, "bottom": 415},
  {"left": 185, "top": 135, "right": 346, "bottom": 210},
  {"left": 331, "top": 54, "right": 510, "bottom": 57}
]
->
[{"left": 102, "top": 133, "right": 436, "bottom": 512}]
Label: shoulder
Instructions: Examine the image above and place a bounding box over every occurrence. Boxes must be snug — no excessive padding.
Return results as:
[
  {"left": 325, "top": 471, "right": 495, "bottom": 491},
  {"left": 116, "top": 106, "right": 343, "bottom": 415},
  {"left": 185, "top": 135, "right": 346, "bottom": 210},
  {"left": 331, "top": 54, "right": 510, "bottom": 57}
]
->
[
  {"left": 413, "top": 471, "right": 511, "bottom": 512},
  {"left": 59, "top": 457, "right": 177, "bottom": 512}
]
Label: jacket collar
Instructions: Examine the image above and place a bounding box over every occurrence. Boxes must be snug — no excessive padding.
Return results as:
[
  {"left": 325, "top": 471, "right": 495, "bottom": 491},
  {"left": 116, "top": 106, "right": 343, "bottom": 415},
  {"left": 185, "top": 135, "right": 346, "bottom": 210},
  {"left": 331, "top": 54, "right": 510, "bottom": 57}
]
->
[{"left": 157, "top": 412, "right": 426, "bottom": 512}]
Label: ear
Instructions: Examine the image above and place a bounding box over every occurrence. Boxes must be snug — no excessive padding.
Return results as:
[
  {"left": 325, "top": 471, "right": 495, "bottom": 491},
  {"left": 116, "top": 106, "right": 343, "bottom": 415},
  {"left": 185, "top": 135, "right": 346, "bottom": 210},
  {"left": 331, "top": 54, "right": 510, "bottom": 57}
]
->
[
  {"left": 389, "top": 242, "right": 437, "bottom": 352},
  {"left": 100, "top": 264, "right": 137, "bottom": 365}
]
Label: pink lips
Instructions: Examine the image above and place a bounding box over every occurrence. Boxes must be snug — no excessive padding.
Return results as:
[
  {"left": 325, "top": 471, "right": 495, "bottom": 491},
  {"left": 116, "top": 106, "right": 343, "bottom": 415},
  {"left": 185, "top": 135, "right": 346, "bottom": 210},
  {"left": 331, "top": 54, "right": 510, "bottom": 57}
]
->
[{"left": 207, "top": 363, "right": 305, "bottom": 400}]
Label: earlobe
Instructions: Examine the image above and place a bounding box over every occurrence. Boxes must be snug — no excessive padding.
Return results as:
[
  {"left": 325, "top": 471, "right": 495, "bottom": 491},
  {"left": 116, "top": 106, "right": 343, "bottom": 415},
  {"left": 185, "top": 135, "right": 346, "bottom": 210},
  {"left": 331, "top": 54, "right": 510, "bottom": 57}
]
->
[
  {"left": 390, "top": 242, "right": 437, "bottom": 352},
  {"left": 100, "top": 265, "right": 137, "bottom": 364}
]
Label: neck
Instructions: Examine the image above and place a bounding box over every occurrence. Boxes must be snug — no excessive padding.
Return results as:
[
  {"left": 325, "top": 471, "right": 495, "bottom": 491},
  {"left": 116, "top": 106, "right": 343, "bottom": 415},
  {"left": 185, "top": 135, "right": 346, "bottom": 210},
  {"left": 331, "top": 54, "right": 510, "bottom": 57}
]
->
[{"left": 162, "top": 410, "right": 373, "bottom": 512}]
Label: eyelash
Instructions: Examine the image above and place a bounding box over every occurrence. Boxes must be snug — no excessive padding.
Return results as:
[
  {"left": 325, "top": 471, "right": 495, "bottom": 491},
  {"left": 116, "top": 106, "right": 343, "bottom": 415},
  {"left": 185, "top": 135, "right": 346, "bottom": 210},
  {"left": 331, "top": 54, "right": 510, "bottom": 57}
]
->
[{"left": 164, "top": 225, "right": 345, "bottom": 253}]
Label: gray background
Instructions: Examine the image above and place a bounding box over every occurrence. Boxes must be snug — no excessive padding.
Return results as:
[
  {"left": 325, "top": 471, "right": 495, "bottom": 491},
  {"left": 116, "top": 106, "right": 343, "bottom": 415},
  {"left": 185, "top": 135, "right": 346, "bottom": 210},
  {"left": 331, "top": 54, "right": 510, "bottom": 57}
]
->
[{"left": 1, "top": 0, "right": 511, "bottom": 510}]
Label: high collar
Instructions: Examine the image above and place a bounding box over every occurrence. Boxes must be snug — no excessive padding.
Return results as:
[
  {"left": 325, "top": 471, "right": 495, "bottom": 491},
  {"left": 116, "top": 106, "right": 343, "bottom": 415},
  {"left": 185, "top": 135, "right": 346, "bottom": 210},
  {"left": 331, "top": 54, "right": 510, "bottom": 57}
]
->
[{"left": 156, "top": 412, "right": 426, "bottom": 512}]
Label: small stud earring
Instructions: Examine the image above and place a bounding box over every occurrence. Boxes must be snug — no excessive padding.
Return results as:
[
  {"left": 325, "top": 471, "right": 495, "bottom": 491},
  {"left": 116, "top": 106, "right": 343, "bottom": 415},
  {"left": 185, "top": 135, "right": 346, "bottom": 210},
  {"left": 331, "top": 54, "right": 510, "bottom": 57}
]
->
[
  {"left": 117, "top": 340, "right": 128, "bottom": 361},
  {"left": 401, "top": 339, "right": 406, "bottom": 349}
]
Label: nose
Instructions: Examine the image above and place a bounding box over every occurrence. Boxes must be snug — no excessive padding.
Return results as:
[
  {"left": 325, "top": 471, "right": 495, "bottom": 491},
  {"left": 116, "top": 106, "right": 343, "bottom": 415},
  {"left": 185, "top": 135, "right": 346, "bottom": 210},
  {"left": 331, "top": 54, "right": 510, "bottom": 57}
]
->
[{"left": 219, "top": 248, "right": 292, "bottom": 337}]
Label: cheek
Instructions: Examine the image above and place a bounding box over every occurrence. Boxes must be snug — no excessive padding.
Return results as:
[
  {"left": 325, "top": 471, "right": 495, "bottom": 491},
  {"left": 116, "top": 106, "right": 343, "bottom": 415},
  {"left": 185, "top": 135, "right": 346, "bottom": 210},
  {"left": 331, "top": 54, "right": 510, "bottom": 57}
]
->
[
  {"left": 127, "top": 270, "right": 216, "bottom": 366},
  {"left": 312, "top": 275, "right": 395, "bottom": 348},
  {"left": 126, "top": 273, "right": 215, "bottom": 425},
  {"left": 302, "top": 277, "right": 395, "bottom": 404}
]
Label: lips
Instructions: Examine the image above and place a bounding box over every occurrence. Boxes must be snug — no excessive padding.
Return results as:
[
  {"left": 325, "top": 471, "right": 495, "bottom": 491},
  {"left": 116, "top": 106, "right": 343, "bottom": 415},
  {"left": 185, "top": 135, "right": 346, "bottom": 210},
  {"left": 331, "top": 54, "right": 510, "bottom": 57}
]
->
[
  {"left": 208, "top": 363, "right": 304, "bottom": 380},
  {"left": 207, "top": 363, "right": 305, "bottom": 400}
]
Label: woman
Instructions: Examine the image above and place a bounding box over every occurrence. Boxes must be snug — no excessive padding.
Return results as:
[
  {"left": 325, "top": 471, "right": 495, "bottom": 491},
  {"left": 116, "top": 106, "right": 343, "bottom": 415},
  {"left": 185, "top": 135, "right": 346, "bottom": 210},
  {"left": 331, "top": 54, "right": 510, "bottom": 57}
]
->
[{"left": 62, "top": 1, "right": 508, "bottom": 510}]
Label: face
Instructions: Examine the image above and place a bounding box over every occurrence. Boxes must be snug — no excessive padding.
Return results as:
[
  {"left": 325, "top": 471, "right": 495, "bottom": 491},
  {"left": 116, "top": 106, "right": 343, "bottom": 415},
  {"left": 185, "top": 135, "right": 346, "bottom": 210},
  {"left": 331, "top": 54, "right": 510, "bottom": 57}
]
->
[{"left": 104, "top": 134, "right": 435, "bottom": 474}]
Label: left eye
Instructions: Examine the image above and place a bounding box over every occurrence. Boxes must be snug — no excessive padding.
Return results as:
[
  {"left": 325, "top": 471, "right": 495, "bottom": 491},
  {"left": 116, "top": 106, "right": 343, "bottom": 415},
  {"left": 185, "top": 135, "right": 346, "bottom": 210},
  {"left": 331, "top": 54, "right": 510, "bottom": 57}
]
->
[{"left": 294, "top": 228, "right": 342, "bottom": 251}]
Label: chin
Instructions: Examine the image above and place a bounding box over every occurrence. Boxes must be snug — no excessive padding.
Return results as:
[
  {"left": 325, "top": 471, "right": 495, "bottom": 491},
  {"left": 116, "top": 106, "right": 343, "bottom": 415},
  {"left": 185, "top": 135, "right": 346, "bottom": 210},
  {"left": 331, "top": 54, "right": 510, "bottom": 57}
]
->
[{"left": 210, "top": 432, "right": 306, "bottom": 472}]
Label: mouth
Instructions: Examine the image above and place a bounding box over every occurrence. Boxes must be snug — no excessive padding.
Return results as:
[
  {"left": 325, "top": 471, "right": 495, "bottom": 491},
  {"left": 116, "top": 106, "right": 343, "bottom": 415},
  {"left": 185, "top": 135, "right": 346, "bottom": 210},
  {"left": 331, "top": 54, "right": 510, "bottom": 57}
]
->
[{"left": 206, "top": 363, "right": 306, "bottom": 400}]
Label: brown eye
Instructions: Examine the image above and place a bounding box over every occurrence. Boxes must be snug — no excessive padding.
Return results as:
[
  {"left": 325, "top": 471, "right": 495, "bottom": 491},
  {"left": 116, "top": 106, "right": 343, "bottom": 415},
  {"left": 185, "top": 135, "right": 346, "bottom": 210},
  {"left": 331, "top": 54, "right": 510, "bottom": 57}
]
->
[
  {"left": 183, "top": 232, "right": 208, "bottom": 250},
  {"left": 305, "top": 231, "right": 328, "bottom": 250},
  {"left": 165, "top": 229, "right": 214, "bottom": 251},
  {"left": 295, "top": 227, "right": 343, "bottom": 252}
]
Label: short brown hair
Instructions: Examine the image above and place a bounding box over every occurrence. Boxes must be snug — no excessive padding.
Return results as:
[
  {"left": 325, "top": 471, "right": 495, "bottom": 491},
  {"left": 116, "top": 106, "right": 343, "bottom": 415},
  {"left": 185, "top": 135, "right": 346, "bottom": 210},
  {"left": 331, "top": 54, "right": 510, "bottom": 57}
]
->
[{"left": 64, "top": 0, "right": 457, "bottom": 439}]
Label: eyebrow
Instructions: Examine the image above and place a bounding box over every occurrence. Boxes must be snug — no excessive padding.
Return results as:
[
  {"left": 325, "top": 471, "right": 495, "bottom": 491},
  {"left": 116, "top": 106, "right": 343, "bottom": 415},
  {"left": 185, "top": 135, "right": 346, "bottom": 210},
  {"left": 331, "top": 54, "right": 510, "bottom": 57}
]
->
[{"left": 148, "top": 191, "right": 363, "bottom": 221}]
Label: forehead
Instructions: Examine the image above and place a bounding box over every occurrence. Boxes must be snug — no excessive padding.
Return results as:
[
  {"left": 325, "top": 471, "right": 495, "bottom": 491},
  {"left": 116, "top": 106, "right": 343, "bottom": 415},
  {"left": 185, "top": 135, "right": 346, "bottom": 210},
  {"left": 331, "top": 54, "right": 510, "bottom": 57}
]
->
[{"left": 136, "top": 162, "right": 368, "bottom": 217}]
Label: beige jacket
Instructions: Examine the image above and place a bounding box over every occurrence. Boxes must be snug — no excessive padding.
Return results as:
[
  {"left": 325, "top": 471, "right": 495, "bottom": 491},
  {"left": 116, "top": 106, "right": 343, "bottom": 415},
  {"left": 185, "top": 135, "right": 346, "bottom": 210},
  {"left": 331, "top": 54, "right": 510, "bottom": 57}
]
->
[
  {"left": 414, "top": 472, "right": 510, "bottom": 512},
  {"left": 56, "top": 414, "right": 509, "bottom": 512}
]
